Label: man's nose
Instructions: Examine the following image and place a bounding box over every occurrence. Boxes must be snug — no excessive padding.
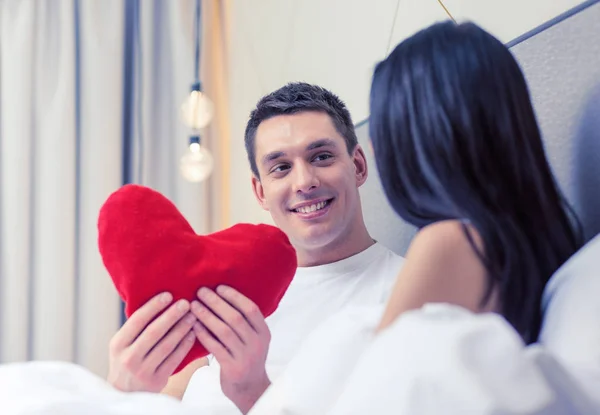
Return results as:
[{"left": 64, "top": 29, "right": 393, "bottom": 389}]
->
[{"left": 292, "top": 163, "right": 320, "bottom": 194}]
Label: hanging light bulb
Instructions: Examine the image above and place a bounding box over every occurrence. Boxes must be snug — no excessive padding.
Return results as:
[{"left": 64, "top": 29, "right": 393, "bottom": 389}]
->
[
  {"left": 179, "top": 0, "right": 214, "bottom": 183},
  {"left": 180, "top": 135, "right": 214, "bottom": 182},
  {"left": 181, "top": 82, "right": 214, "bottom": 129}
]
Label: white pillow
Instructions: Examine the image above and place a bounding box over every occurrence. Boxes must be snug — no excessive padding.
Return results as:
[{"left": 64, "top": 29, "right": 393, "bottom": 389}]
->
[
  {"left": 539, "top": 234, "right": 600, "bottom": 370},
  {"left": 526, "top": 346, "right": 600, "bottom": 413},
  {"left": 538, "top": 233, "right": 600, "bottom": 403}
]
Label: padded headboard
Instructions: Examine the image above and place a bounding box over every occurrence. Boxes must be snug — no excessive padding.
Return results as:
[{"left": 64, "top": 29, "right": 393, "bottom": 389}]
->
[{"left": 359, "top": 1, "right": 600, "bottom": 255}]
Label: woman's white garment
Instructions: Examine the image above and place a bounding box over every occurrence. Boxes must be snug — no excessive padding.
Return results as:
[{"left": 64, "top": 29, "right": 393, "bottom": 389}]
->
[
  {"left": 181, "top": 243, "right": 404, "bottom": 412},
  {"left": 250, "top": 304, "right": 599, "bottom": 415}
]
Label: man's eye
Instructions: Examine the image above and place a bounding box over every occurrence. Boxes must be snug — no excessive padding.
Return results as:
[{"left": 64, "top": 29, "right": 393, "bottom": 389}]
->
[
  {"left": 313, "top": 153, "right": 333, "bottom": 162},
  {"left": 271, "top": 164, "right": 290, "bottom": 173}
]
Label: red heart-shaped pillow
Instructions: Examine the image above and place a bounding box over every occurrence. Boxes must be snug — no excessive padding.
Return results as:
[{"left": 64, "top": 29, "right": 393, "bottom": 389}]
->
[{"left": 97, "top": 184, "right": 297, "bottom": 373}]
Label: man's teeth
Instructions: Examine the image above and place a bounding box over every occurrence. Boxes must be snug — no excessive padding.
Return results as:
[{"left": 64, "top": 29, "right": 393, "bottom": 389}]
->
[{"left": 295, "top": 201, "right": 327, "bottom": 214}]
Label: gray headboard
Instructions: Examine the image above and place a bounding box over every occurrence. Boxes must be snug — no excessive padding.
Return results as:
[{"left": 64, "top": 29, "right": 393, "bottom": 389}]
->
[{"left": 358, "top": 0, "right": 600, "bottom": 255}]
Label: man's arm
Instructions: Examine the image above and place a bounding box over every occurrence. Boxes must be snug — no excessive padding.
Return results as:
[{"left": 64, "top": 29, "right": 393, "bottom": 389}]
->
[
  {"left": 190, "top": 286, "right": 272, "bottom": 415},
  {"left": 161, "top": 357, "right": 209, "bottom": 399}
]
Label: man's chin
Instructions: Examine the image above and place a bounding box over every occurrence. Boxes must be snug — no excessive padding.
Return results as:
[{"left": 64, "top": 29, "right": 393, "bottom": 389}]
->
[{"left": 292, "top": 228, "right": 340, "bottom": 252}]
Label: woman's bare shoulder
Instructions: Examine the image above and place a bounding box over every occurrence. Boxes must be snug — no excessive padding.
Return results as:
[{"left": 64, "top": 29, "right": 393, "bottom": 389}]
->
[
  {"left": 409, "top": 219, "right": 484, "bottom": 262},
  {"left": 377, "top": 219, "right": 495, "bottom": 331}
]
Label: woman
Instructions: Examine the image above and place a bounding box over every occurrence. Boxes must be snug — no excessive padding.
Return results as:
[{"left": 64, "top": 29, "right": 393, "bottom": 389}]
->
[
  {"left": 371, "top": 21, "right": 582, "bottom": 344},
  {"left": 247, "top": 22, "right": 590, "bottom": 415}
]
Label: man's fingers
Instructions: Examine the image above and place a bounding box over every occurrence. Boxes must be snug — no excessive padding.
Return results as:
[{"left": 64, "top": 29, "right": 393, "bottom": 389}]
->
[
  {"left": 131, "top": 299, "right": 191, "bottom": 357},
  {"left": 144, "top": 312, "right": 197, "bottom": 370},
  {"left": 192, "top": 321, "right": 233, "bottom": 362},
  {"left": 197, "top": 288, "right": 256, "bottom": 343},
  {"left": 216, "top": 285, "right": 269, "bottom": 335},
  {"left": 191, "top": 300, "right": 244, "bottom": 356},
  {"left": 156, "top": 331, "right": 197, "bottom": 380},
  {"left": 111, "top": 292, "right": 174, "bottom": 351}
]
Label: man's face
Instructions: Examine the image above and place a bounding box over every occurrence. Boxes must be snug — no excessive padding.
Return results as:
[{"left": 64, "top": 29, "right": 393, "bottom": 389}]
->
[{"left": 251, "top": 111, "right": 368, "bottom": 253}]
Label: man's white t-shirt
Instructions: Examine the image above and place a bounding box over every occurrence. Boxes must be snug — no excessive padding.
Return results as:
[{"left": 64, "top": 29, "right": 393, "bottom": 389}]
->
[{"left": 181, "top": 242, "right": 404, "bottom": 413}]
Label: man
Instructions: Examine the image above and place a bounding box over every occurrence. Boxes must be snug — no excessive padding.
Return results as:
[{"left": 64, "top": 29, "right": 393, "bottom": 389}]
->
[{"left": 107, "top": 82, "right": 404, "bottom": 414}]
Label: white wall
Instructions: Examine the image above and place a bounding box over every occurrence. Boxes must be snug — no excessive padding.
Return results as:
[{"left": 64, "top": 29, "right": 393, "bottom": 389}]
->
[{"left": 225, "top": 0, "right": 584, "bottom": 228}]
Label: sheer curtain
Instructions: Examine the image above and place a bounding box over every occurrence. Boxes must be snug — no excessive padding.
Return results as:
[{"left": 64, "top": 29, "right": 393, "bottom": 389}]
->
[{"left": 0, "top": 0, "right": 228, "bottom": 377}]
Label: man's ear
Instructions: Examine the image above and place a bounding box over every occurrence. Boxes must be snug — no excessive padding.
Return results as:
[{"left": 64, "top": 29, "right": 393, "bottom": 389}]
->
[
  {"left": 352, "top": 145, "right": 369, "bottom": 187},
  {"left": 251, "top": 175, "right": 270, "bottom": 211}
]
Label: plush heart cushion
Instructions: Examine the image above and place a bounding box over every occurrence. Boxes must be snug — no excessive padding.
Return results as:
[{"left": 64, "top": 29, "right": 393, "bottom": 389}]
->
[{"left": 97, "top": 184, "right": 297, "bottom": 373}]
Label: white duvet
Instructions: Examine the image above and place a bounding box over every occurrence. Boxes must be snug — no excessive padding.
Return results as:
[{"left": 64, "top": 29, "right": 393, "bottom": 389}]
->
[
  {"left": 250, "top": 304, "right": 599, "bottom": 414},
  {"left": 1, "top": 305, "right": 598, "bottom": 415},
  {"left": 0, "top": 360, "right": 203, "bottom": 415}
]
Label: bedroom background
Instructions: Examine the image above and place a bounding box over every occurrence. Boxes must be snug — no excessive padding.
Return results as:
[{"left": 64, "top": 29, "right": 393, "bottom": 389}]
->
[{"left": 1, "top": 0, "right": 598, "bottom": 378}]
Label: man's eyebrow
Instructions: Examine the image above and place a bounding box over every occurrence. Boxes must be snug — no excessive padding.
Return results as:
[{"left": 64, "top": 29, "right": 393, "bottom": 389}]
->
[
  {"left": 306, "top": 138, "right": 337, "bottom": 151},
  {"left": 262, "top": 151, "right": 285, "bottom": 166}
]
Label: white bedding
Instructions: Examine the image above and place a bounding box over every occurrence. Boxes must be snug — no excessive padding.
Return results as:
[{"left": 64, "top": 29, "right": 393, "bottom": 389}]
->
[
  {"left": 1, "top": 305, "right": 598, "bottom": 415},
  {"left": 250, "top": 304, "right": 599, "bottom": 415},
  {"left": 0, "top": 361, "right": 201, "bottom": 415}
]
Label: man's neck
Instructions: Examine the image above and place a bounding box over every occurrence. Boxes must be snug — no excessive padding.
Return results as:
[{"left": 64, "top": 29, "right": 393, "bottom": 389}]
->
[{"left": 296, "top": 222, "right": 375, "bottom": 267}]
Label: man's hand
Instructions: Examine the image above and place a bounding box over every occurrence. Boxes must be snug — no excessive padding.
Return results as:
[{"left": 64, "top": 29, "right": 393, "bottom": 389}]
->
[
  {"left": 191, "top": 286, "right": 272, "bottom": 414},
  {"left": 108, "top": 292, "right": 197, "bottom": 393}
]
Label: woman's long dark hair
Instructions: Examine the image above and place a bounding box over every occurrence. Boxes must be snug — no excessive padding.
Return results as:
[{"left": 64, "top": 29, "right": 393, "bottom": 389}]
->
[{"left": 369, "top": 21, "right": 582, "bottom": 344}]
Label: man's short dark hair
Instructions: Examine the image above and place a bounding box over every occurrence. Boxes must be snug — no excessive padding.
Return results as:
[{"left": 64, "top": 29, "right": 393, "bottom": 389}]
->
[{"left": 244, "top": 82, "right": 358, "bottom": 178}]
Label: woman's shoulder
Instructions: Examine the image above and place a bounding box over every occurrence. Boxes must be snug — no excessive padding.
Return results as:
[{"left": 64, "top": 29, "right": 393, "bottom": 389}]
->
[
  {"left": 410, "top": 219, "right": 484, "bottom": 259},
  {"left": 375, "top": 219, "right": 498, "bottom": 331},
  {"left": 403, "top": 219, "right": 495, "bottom": 311}
]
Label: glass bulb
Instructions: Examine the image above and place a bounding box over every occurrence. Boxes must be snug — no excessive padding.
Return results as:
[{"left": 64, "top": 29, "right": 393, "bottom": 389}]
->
[
  {"left": 180, "top": 143, "right": 214, "bottom": 182},
  {"left": 181, "top": 90, "right": 215, "bottom": 129}
]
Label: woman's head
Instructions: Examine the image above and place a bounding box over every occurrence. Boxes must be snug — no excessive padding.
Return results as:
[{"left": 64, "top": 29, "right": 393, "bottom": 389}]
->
[{"left": 370, "top": 21, "right": 582, "bottom": 343}]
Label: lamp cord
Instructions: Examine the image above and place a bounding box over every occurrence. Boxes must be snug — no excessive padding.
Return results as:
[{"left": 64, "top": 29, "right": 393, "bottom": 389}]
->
[
  {"left": 437, "top": 0, "right": 457, "bottom": 23},
  {"left": 193, "top": 0, "right": 201, "bottom": 86}
]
